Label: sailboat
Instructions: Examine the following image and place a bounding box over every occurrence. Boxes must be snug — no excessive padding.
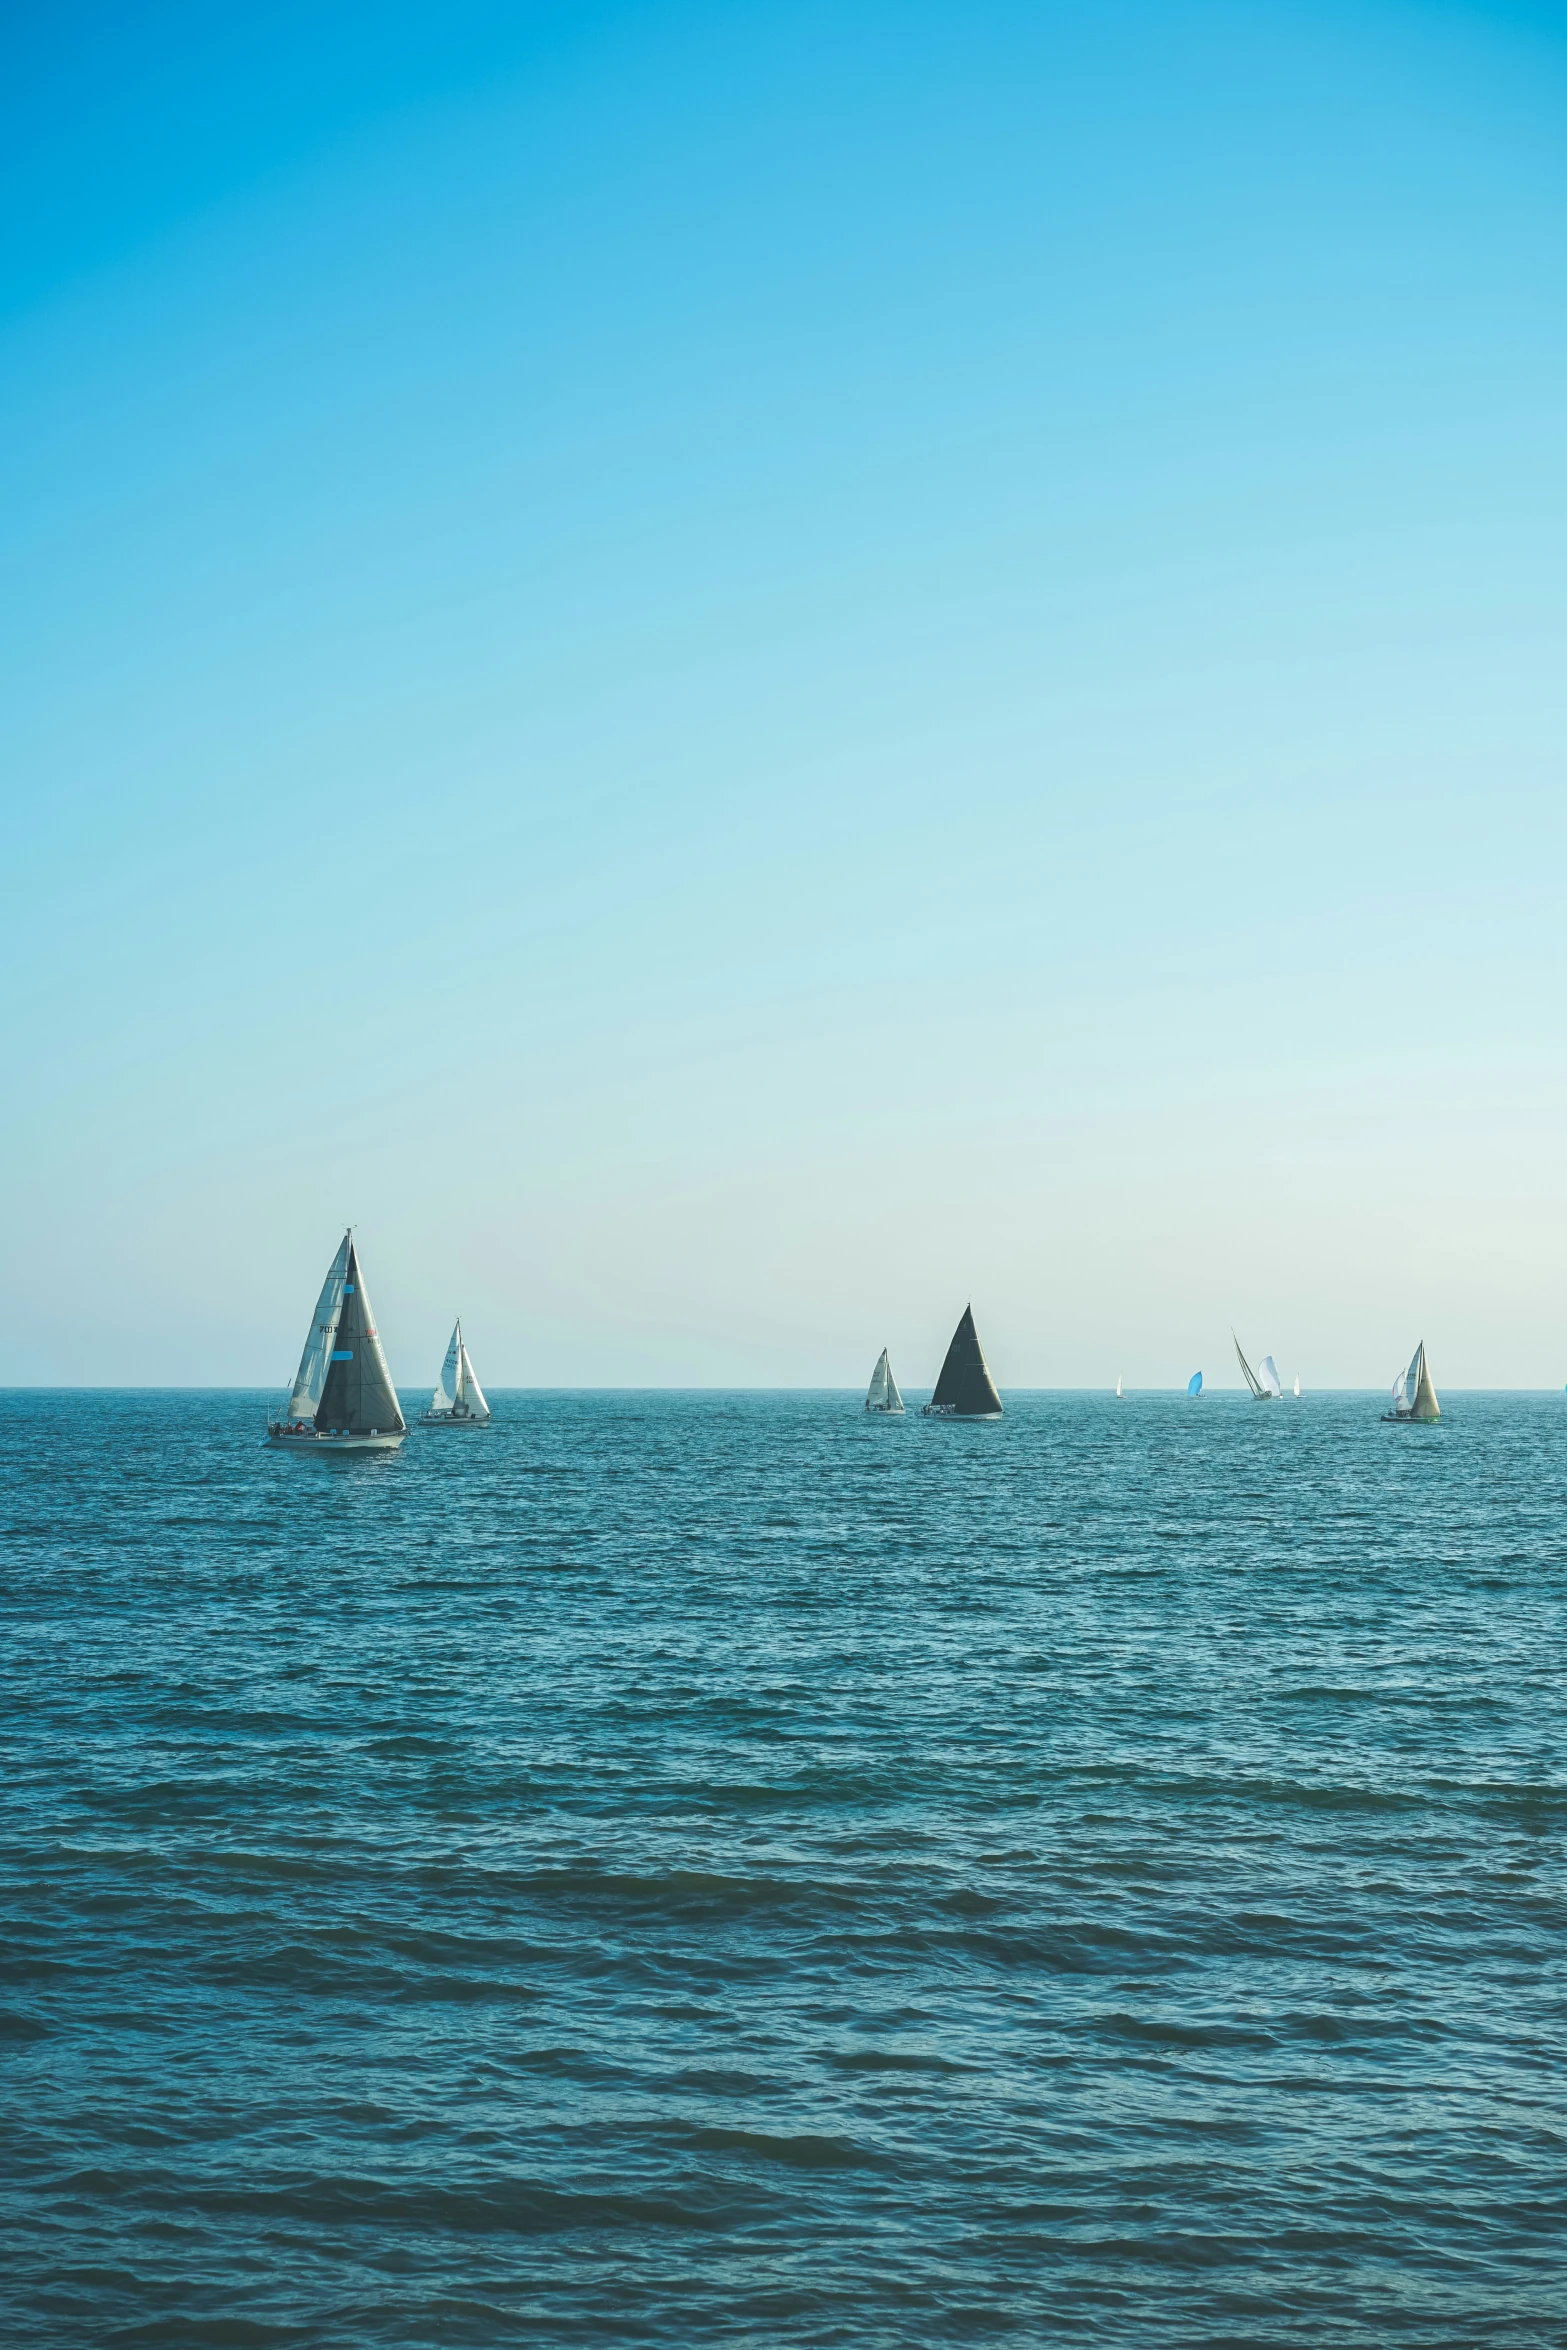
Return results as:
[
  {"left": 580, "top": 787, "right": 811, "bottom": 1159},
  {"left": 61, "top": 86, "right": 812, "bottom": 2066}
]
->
[
  {"left": 1293, "top": 1373, "right": 1301, "bottom": 1398},
  {"left": 267, "top": 1230, "right": 406, "bottom": 1452},
  {"left": 865, "top": 1349, "right": 905, "bottom": 1414},
  {"left": 421, "top": 1319, "right": 492, "bottom": 1426},
  {"left": 1187, "top": 1371, "right": 1203, "bottom": 1398},
  {"left": 1382, "top": 1340, "right": 1440, "bottom": 1423},
  {"left": 1115, "top": 1374, "right": 1123, "bottom": 1399},
  {"left": 922, "top": 1305, "right": 1003, "bottom": 1418},
  {"left": 1233, "top": 1332, "right": 1281, "bottom": 1401}
]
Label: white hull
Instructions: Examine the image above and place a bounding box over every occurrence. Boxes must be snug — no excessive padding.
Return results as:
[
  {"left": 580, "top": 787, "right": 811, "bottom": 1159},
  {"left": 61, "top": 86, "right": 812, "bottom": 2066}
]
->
[
  {"left": 266, "top": 1426, "right": 405, "bottom": 1453},
  {"left": 419, "top": 1411, "right": 492, "bottom": 1428}
]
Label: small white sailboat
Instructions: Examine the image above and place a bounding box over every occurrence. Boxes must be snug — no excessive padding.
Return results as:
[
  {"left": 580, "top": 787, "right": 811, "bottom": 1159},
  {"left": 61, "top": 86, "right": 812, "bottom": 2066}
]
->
[
  {"left": 1293, "top": 1373, "right": 1301, "bottom": 1398},
  {"left": 865, "top": 1349, "right": 905, "bottom": 1414},
  {"left": 421, "top": 1318, "right": 492, "bottom": 1426},
  {"left": 267, "top": 1230, "right": 407, "bottom": 1452},
  {"left": 1233, "top": 1332, "right": 1279, "bottom": 1402},
  {"left": 1115, "top": 1374, "right": 1123, "bottom": 1399},
  {"left": 1382, "top": 1339, "right": 1440, "bottom": 1423}
]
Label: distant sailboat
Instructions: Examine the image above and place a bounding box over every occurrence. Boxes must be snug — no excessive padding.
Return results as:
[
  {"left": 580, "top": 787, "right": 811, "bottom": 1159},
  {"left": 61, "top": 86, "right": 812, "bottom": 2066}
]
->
[
  {"left": 1258, "top": 1354, "right": 1284, "bottom": 1398},
  {"left": 1115, "top": 1374, "right": 1123, "bottom": 1399},
  {"left": 1293, "top": 1373, "right": 1301, "bottom": 1398},
  {"left": 421, "top": 1318, "right": 492, "bottom": 1426},
  {"left": 267, "top": 1231, "right": 406, "bottom": 1452},
  {"left": 1187, "top": 1371, "right": 1203, "bottom": 1398},
  {"left": 1233, "top": 1332, "right": 1279, "bottom": 1402},
  {"left": 1382, "top": 1340, "right": 1440, "bottom": 1423},
  {"left": 922, "top": 1306, "right": 1003, "bottom": 1418},
  {"left": 865, "top": 1348, "right": 905, "bottom": 1414}
]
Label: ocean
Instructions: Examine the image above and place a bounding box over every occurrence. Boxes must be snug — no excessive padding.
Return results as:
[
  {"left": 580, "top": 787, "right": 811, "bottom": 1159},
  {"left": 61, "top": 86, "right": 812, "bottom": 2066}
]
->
[{"left": 2, "top": 1388, "right": 1564, "bottom": 2346}]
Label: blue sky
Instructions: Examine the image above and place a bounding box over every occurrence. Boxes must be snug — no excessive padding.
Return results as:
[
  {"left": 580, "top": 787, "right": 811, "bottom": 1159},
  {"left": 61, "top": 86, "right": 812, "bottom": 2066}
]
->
[{"left": 2, "top": 0, "right": 1565, "bottom": 1388}]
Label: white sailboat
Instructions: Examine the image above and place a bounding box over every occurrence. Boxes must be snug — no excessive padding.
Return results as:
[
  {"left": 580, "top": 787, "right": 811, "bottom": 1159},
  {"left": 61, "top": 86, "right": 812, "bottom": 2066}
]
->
[
  {"left": 1293, "top": 1373, "right": 1301, "bottom": 1398},
  {"left": 421, "top": 1319, "right": 492, "bottom": 1426},
  {"left": 1115, "top": 1374, "right": 1123, "bottom": 1399},
  {"left": 1382, "top": 1339, "right": 1440, "bottom": 1423},
  {"left": 267, "top": 1231, "right": 406, "bottom": 1452},
  {"left": 865, "top": 1348, "right": 905, "bottom": 1414},
  {"left": 1233, "top": 1332, "right": 1279, "bottom": 1402}
]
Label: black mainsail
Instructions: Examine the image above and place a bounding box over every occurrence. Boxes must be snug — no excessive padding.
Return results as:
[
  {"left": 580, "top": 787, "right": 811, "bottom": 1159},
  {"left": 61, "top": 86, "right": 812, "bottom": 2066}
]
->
[
  {"left": 312, "top": 1240, "right": 405, "bottom": 1437},
  {"left": 925, "top": 1305, "right": 1003, "bottom": 1418}
]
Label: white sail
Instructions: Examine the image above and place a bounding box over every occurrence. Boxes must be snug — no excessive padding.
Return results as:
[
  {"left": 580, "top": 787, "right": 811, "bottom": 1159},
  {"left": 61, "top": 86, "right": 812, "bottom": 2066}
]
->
[
  {"left": 1402, "top": 1344, "right": 1422, "bottom": 1414},
  {"left": 1293, "top": 1374, "right": 1301, "bottom": 1397},
  {"left": 286, "top": 1232, "right": 351, "bottom": 1420},
  {"left": 1233, "top": 1332, "right": 1266, "bottom": 1398},
  {"left": 1115, "top": 1374, "right": 1123, "bottom": 1398},
  {"left": 883, "top": 1356, "right": 904, "bottom": 1411},
  {"left": 457, "top": 1336, "right": 490, "bottom": 1420},
  {"left": 431, "top": 1322, "right": 461, "bottom": 1414},
  {"left": 1259, "top": 1354, "right": 1284, "bottom": 1397},
  {"left": 866, "top": 1349, "right": 890, "bottom": 1409}
]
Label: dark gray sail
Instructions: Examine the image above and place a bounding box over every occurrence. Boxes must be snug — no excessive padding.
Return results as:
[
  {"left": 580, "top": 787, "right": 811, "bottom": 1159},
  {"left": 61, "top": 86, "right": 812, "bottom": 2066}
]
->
[
  {"left": 313, "top": 1241, "right": 405, "bottom": 1436},
  {"left": 927, "top": 1305, "right": 1002, "bottom": 1417}
]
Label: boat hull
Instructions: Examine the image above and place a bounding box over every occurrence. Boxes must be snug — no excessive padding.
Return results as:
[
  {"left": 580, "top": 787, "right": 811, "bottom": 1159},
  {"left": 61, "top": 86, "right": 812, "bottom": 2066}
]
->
[
  {"left": 265, "top": 1427, "right": 406, "bottom": 1453},
  {"left": 419, "top": 1413, "right": 493, "bottom": 1428},
  {"left": 921, "top": 1405, "right": 1002, "bottom": 1420},
  {"left": 865, "top": 1404, "right": 905, "bottom": 1415}
]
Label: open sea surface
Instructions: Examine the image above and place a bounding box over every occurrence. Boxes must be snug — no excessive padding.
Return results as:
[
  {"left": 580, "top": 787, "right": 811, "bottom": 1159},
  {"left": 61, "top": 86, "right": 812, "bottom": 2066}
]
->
[{"left": 2, "top": 1388, "right": 1565, "bottom": 2346}]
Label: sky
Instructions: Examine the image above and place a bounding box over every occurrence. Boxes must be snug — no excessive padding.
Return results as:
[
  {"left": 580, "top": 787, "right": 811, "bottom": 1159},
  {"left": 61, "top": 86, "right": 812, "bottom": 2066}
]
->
[{"left": 1, "top": 0, "right": 1565, "bottom": 1390}]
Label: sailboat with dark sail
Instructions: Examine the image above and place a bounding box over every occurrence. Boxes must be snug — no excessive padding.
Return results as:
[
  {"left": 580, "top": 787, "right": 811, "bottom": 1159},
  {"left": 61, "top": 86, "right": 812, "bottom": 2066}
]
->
[
  {"left": 266, "top": 1230, "right": 407, "bottom": 1452},
  {"left": 922, "top": 1305, "right": 1003, "bottom": 1419},
  {"left": 1233, "top": 1332, "right": 1282, "bottom": 1401},
  {"left": 865, "top": 1349, "right": 905, "bottom": 1414},
  {"left": 421, "top": 1319, "right": 492, "bottom": 1426},
  {"left": 1382, "top": 1340, "right": 1440, "bottom": 1423}
]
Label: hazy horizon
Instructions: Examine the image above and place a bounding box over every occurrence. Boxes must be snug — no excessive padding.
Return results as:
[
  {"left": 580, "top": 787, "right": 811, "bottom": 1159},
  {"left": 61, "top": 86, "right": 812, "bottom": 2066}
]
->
[{"left": 4, "top": 2, "right": 1565, "bottom": 1390}]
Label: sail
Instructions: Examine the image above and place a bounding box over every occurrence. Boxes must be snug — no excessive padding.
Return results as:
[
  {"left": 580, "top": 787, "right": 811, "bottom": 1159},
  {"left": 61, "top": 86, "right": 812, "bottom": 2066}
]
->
[
  {"left": 1259, "top": 1354, "right": 1284, "bottom": 1398},
  {"left": 884, "top": 1357, "right": 904, "bottom": 1411},
  {"left": 1187, "top": 1371, "right": 1203, "bottom": 1397},
  {"left": 1115, "top": 1375, "right": 1123, "bottom": 1398},
  {"left": 1410, "top": 1341, "right": 1440, "bottom": 1420},
  {"left": 313, "top": 1240, "right": 405, "bottom": 1435},
  {"left": 1232, "top": 1332, "right": 1266, "bottom": 1398},
  {"left": 1293, "top": 1374, "right": 1301, "bottom": 1397},
  {"left": 286, "top": 1232, "right": 351, "bottom": 1420},
  {"left": 866, "top": 1349, "right": 890, "bottom": 1408},
  {"left": 929, "top": 1306, "right": 1002, "bottom": 1416},
  {"left": 457, "top": 1336, "right": 490, "bottom": 1419},
  {"left": 1401, "top": 1344, "right": 1422, "bottom": 1415},
  {"left": 431, "top": 1322, "right": 461, "bottom": 1414}
]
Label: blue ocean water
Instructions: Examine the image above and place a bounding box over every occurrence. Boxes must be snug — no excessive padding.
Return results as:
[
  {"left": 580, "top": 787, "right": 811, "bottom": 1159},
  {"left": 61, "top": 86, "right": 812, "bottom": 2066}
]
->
[{"left": 2, "top": 1388, "right": 1565, "bottom": 2347}]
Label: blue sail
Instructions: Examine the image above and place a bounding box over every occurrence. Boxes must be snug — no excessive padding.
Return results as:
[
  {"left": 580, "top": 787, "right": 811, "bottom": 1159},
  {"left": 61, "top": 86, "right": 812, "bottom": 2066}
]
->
[{"left": 1187, "top": 1371, "right": 1203, "bottom": 1397}]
